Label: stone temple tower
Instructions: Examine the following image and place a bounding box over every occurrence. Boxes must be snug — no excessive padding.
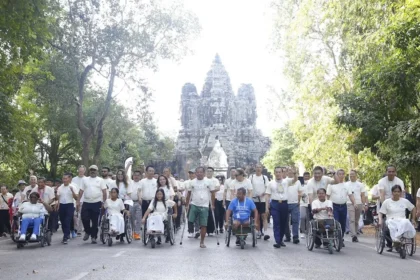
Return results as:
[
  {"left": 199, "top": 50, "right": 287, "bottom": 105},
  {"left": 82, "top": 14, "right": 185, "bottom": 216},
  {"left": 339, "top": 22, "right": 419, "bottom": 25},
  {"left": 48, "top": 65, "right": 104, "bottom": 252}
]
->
[{"left": 175, "top": 54, "right": 270, "bottom": 177}]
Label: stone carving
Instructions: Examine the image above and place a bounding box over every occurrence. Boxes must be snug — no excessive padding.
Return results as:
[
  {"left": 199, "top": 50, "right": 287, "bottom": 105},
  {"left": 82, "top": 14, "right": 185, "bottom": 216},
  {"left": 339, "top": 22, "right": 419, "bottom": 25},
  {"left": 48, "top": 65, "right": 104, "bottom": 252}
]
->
[{"left": 175, "top": 54, "right": 270, "bottom": 178}]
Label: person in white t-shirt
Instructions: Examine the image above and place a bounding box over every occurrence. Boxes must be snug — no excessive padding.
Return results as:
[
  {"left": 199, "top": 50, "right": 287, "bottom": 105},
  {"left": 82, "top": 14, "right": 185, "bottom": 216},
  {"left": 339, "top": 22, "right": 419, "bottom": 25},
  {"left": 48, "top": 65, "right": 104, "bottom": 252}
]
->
[
  {"left": 224, "top": 167, "right": 236, "bottom": 210},
  {"left": 206, "top": 167, "right": 221, "bottom": 191},
  {"left": 285, "top": 167, "right": 303, "bottom": 244},
  {"left": 138, "top": 167, "right": 157, "bottom": 216},
  {"left": 104, "top": 188, "right": 129, "bottom": 241},
  {"left": 163, "top": 167, "right": 178, "bottom": 190},
  {"left": 230, "top": 169, "right": 253, "bottom": 198},
  {"left": 185, "top": 167, "right": 217, "bottom": 249},
  {"left": 205, "top": 167, "right": 220, "bottom": 235},
  {"left": 300, "top": 172, "right": 311, "bottom": 238},
  {"left": 157, "top": 175, "right": 175, "bottom": 200},
  {"left": 306, "top": 166, "right": 336, "bottom": 201},
  {"left": 249, "top": 163, "right": 270, "bottom": 240},
  {"left": 23, "top": 176, "right": 38, "bottom": 201},
  {"left": 378, "top": 165, "right": 405, "bottom": 203},
  {"left": 311, "top": 188, "right": 333, "bottom": 248},
  {"left": 115, "top": 169, "right": 133, "bottom": 200},
  {"left": 379, "top": 185, "right": 416, "bottom": 250},
  {"left": 72, "top": 165, "right": 86, "bottom": 237},
  {"left": 56, "top": 173, "right": 79, "bottom": 244},
  {"left": 185, "top": 170, "right": 199, "bottom": 238},
  {"left": 78, "top": 165, "right": 108, "bottom": 244},
  {"left": 346, "top": 170, "right": 367, "bottom": 242},
  {"left": 214, "top": 176, "right": 225, "bottom": 233},
  {"left": 129, "top": 170, "right": 142, "bottom": 240}
]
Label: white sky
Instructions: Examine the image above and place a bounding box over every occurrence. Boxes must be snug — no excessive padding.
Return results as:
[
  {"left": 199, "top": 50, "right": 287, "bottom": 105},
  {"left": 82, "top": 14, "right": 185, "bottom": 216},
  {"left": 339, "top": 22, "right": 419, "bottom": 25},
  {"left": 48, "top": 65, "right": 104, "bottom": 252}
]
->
[{"left": 120, "top": 0, "right": 287, "bottom": 137}]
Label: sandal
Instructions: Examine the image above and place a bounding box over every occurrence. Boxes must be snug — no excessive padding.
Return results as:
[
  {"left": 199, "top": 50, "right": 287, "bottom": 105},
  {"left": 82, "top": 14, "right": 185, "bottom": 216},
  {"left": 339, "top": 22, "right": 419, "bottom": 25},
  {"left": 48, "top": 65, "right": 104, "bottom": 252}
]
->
[{"left": 200, "top": 243, "right": 206, "bottom": 248}]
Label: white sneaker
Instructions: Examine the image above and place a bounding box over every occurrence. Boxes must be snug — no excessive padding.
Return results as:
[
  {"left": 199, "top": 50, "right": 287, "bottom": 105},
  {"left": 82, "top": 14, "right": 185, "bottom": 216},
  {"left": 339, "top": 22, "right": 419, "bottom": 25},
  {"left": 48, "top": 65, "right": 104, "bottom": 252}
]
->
[
  {"left": 188, "top": 233, "right": 194, "bottom": 238},
  {"left": 19, "top": 234, "right": 26, "bottom": 241},
  {"left": 300, "top": 234, "right": 305, "bottom": 239},
  {"left": 30, "top": 234, "right": 37, "bottom": 241}
]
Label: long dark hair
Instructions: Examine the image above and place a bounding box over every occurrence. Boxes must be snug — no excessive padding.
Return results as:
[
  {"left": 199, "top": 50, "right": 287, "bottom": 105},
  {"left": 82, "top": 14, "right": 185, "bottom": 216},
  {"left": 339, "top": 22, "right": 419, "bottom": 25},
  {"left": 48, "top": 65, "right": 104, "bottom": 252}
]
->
[
  {"left": 157, "top": 175, "right": 170, "bottom": 190},
  {"left": 153, "top": 189, "right": 166, "bottom": 210},
  {"left": 116, "top": 169, "right": 128, "bottom": 188}
]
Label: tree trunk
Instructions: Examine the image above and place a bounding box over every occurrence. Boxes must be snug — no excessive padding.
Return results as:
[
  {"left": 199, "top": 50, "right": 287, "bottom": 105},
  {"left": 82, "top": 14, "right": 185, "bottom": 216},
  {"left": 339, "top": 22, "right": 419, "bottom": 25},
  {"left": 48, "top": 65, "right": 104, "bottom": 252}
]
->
[
  {"left": 81, "top": 133, "right": 93, "bottom": 169},
  {"left": 410, "top": 169, "right": 420, "bottom": 198},
  {"left": 49, "top": 134, "right": 60, "bottom": 179}
]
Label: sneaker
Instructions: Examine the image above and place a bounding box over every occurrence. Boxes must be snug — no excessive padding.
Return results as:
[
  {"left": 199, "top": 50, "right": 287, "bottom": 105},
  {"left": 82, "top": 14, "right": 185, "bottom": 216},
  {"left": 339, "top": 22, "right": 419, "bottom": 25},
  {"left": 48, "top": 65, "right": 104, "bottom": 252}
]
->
[
  {"left": 280, "top": 241, "right": 286, "bottom": 247},
  {"left": 91, "top": 238, "right": 97, "bottom": 244},
  {"left": 71, "top": 231, "right": 77, "bottom": 239},
  {"left": 219, "top": 229, "right": 224, "bottom": 234},
  {"left": 77, "top": 232, "right": 82, "bottom": 237},
  {"left": 342, "top": 240, "right": 345, "bottom": 247},
  {"left": 30, "top": 234, "right": 37, "bottom": 241},
  {"left": 83, "top": 233, "right": 89, "bottom": 241},
  {"left": 62, "top": 239, "right": 68, "bottom": 245},
  {"left": 284, "top": 238, "right": 291, "bottom": 242},
  {"left": 256, "top": 232, "right": 262, "bottom": 239},
  {"left": 19, "top": 234, "right": 26, "bottom": 241},
  {"left": 133, "top": 233, "right": 141, "bottom": 240},
  {"left": 352, "top": 236, "right": 358, "bottom": 242},
  {"left": 273, "top": 243, "right": 281, "bottom": 248},
  {"left": 188, "top": 233, "right": 194, "bottom": 238},
  {"left": 264, "top": 235, "right": 270, "bottom": 241},
  {"left": 300, "top": 234, "right": 305, "bottom": 239},
  {"left": 315, "top": 244, "right": 321, "bottom": 249},
  {"left": 293, "top": 239, "right": 300, "bottom": 244},
  {"left": 194, "top": 232, "right": 200, "bottom": 239}
]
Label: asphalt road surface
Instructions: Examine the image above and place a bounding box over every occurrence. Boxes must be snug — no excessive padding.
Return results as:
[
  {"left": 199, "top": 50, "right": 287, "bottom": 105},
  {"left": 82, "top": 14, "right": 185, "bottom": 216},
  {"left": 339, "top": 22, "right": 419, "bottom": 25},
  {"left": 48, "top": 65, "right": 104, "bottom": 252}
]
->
[{"left": 0, "top": 225, "right": 419, "bottom": 280}]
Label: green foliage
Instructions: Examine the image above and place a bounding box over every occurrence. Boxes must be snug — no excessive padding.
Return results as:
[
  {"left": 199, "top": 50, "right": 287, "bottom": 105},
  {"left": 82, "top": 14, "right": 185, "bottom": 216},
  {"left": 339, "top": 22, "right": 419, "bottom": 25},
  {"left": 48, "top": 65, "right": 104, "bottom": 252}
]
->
[{"left": 263, "top": 126, "right": 297, "bottom": 171}]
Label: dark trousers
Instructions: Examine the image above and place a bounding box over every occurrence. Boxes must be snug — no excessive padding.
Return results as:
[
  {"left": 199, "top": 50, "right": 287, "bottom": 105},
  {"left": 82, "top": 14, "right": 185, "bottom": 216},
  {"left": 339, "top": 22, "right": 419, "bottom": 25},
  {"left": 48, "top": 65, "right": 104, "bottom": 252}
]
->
[
  {"left": 271, "top": 200, "right": 288, "bottom": 244},
  {"left": 333, "top": 203, "right": 347, "bottom": 236},
  {"left": 59, "top": 203, "right": 74, "bottom": 240},
  {"left": 215, "top": 200, "right": 225, "bottom": 230},
  {"left": 81, "top": 201, "right": 101, "bottom": 239},
  {"left": 48, "top": 210, "right": 59, "bottom": 232},
  {"left": 175, "top": 204, "right": 182, "bottom": 229},
  {"left": 141, "top": 200, "right": 151, "bottom": 219},
  {"left": 0, "top": 210, "right": 11, "bottom": 235}
]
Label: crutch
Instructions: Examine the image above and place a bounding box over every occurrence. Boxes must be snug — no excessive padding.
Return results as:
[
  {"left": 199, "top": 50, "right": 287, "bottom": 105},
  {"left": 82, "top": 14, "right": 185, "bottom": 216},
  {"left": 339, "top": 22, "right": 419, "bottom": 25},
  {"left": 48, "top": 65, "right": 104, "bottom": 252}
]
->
[
  {"left": 180, "top": 193, "right": 192, "bottom": 245},
  {"left": 210, "top": 199, "right": 220, "bottom": 245}
]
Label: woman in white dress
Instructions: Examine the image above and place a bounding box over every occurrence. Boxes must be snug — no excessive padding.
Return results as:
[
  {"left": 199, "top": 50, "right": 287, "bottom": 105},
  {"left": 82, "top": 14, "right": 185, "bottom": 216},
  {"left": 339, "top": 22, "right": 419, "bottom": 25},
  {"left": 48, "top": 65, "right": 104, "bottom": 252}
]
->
[
  {"left": 157, "top": 175, "right": 175, "bottom": 200},
  {"left": 104, "top": 188, "right": 129, "bottom": 241},
  {"left": 142, "top": 189, "right": 177, "bottom": 244},
  {"left": 379, "top": 185, "right": 416, "bottom": 251}
]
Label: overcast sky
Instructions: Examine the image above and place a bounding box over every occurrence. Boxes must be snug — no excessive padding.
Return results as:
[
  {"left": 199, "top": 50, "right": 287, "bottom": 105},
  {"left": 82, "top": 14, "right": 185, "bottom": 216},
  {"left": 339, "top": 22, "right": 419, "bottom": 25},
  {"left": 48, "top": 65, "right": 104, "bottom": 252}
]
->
[{"left": 119, "top": 0, "right": 287, "bottom": 137}]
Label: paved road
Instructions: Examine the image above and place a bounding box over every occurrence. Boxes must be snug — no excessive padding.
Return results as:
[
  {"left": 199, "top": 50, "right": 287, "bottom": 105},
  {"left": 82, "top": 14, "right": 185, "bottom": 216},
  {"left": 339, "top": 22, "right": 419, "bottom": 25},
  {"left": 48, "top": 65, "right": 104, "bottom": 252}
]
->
[{"left": 0, "top": 225, "right": 419, "bottom": 280}]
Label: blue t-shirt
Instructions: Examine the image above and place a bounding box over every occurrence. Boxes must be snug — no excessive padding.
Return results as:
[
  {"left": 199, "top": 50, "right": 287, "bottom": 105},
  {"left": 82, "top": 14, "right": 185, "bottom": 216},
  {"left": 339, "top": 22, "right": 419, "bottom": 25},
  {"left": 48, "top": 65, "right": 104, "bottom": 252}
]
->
[{"left": 228, "top": 197, "right": 256, "bottom": 220}]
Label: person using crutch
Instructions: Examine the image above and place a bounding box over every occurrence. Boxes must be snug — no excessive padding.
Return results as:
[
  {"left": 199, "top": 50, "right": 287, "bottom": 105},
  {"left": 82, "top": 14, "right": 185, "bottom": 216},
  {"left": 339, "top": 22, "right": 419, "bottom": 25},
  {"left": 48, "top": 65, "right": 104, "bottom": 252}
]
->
[{"left": 185, "top": 167, "right": 217, "bottom": 249}]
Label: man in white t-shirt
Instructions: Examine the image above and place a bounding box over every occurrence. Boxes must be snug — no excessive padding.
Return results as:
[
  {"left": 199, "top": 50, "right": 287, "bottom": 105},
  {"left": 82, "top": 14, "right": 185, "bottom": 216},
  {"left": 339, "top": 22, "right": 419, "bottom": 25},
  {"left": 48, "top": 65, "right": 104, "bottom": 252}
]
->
[
  {"left": 346, "top": 170, "right": 366, "bottom": 242},
  {"left": 224, "top": 167, "right": 236, "bottom": 210},
  {"left": 378, "top": 165, "right": 405, "bottom": 203},
  {"left": 23, "top": 175, "right": 38, "bottom": 200},
  {"left": 306, "top": 166, "right": 336, "bottom": 202},
  {"left": 185, "top": 167, "right": 217, "bottom": 248},
  {"left": 78, "top": 165, "right": 107, "bottom": 244},
  {"left": 230, "top": 169, "right": 253, "bottom": 198},
  {"left": 311, "top": 188, "right": 333, "bottom": 248},
  {"left": 300, "top": 172, "right": 311, "bottom": 238},
  {"left": 185, "top": 169, "right": 200, "bottom": 238},
  {"left": 72, "top": 165, "right": 86, "bottom": 236},
  {"left": 129, "top": 169, "right": 143, "bottom": 240},
  {"left": 327, "top": 169, "right": 357, "bottom": 246},
  {"left": 101, "top": 166, "right": 116, "bottom": 197},
  {"left": 285, "top": 167, "right": 303, "bottom": 244},
  {"left": 249, "top": 163, "right": 270, "bottom": 240},
  {"left": 30, "top": 177, "right": 55, "bottom": 205},
  {"left": 57, "top": 173, "right": 79, "bottom": 244},
  {"left": 138, "top": 167, "right": 157, "bottom": 216}
]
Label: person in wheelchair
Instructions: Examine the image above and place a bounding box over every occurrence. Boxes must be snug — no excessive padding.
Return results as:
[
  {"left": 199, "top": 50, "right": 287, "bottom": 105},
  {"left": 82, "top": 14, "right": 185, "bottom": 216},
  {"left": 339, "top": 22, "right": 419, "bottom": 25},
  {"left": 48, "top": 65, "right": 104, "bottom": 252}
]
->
[
  {"left": 379, "top": 185, "right": 416, "bottom": 252},
  {"left": 311, "top": 188, "right": 333, "bottom": 248},
  {"left": 104, "top": 188, "right": 130, "bottom": 241},
  {"left": 225, "top": 187, "right": 259, "bottom": 246},
  {"left": 18, "top": 192, "right": 52, "bottom": 241},
  {"left": 142, "top": 189, "right": 177, "bottom": 244}
]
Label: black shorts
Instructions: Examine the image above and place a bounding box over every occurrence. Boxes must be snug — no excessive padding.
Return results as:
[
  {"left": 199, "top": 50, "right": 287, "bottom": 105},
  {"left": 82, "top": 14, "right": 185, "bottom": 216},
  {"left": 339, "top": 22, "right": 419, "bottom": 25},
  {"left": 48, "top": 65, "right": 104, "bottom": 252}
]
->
[{"left": 255, "top": 202, "right": 266, "bottom": 215}]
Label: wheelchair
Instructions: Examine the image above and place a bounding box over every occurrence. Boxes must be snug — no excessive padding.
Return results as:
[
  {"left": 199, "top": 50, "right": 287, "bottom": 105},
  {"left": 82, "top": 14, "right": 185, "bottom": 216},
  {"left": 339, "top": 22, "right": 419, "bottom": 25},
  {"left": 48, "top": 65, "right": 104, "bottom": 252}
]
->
[
  {"left": 99, "top": 206, "right": 133, "bottom": 247},
  {"left": 306, "top": 219, "right": 342, "bottom": 254},
  {"left": 141, "top": 206, "right": 175, "bottom": 249},
  {"left": 375, "top": 217, "right": 416, "bottom": 259},
  {"left": 225, "top": 217, "right": 257, "bottom": 249},
  {"left": 14, "top": 215, "right": 52, "bottom": 249}
]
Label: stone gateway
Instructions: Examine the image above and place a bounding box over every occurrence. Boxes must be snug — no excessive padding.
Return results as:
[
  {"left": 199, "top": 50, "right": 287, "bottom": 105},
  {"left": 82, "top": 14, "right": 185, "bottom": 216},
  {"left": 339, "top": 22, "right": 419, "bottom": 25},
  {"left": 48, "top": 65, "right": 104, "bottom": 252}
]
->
[{"left": 175, "top": 54, "right": 270, "bottom": 177}]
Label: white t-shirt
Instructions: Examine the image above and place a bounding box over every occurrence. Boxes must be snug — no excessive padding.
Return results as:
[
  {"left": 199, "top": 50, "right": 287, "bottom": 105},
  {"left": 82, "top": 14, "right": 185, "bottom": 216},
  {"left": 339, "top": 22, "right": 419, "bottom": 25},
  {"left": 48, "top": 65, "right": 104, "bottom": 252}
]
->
[
  {"left": 23, "top": 185, "right": 36, "bottom": 199},
  {"left": 13, "top": 191, "right": 25, "bottom": 208},
  {"left": 104, "top": 198, "right": 124, "bottom": 215},
  {"left": 117, "top": 181, "right": 133, "bottom": 200},
  {"left": 327, "top": 183, "right": 352, "bottom": 204},
  {"left": 158, "top": 186, "right": 175, "bottom": 200},
  {"left": 103, "top": 178, "right": 117, "bottom": 190},
  {"left": 0, "top": 193, "right": 13, "bottom": 210},
  {"left": 378, "top": 176, "right": 405, "bottom": 200},
  {"left": 216, "top": 185, "right": 225, "bottom": 201},
  {"left": 307, "top": 176, "right": 335, "bottom": 195},
  {"left": 139, "top": 178, "right": 157, "bottom": 201},
  {"left": 31, "top": 186, "right": 55, "bottom": 204},
  {"left": 19, "top": 202, "right": 46, "bottom": 219},
  {"left": 311, "top": 199, "right": 333, "bottom": 220},
  {"left": 287, "top": 180, "right": 303, "bottom": 204},
  {"left": 231, "top": 179, "right": 253, "bottom": 196},
  {"left": 72, "top": 176, "right": 86, "bottom": 203},
  {"left": 379, "top": 198, "right": 414, "bottom": 219},
  {"left": 346, "top": 181, "right": 366, "bottom": 204},
  {"left": 129, "top": 180, "right": 141, "bottom": 201},
  {"left": 265, "top": 178, "right": 294, "bottom": 201},
  {"left": 148, "top": 199, "right": 176, "bottom": 214},
  {"left": 57, "top": 184, "right": 79, "bottom": 204},
  {"left": 207, "top": 177, "right": 221, "bottom": 191},
  {"left": 81, "top": 177, "right": 107, "bottom": 203},
  {"left": 417, "top": 188, "right": 420, "bottom": 198},
  {"left": 249, "top": 174, "right": 268, "bottom": 203},
  {"left": 224, "top": 178, "right": 235, "bottom": 201},
  {"left": 300, "top": 183, "right": 310, "bottom": 207},
  {"left": 188, "top": 178, "right": 216, "bottom": 208}
]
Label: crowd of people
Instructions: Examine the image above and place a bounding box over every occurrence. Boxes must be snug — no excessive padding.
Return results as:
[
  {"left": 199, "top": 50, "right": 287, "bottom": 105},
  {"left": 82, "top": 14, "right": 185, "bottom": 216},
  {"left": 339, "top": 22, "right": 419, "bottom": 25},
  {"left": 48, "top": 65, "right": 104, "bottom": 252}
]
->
[{"left": 0, "top": 163, "right": 419, "bottom": 250}]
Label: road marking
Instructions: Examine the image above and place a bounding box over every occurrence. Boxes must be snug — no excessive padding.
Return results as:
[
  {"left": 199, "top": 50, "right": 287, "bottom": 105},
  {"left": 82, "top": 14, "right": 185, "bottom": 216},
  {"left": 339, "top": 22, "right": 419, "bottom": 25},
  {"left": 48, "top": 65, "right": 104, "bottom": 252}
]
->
[
  {"left": 112, "top": 250, "right": 126, "bottom": 257},
  {"left": 356, "top": 241, "right": 420, "bottom": 263},
  {"left": 66, "top": 272, "right": 89, "bottom": 280}
]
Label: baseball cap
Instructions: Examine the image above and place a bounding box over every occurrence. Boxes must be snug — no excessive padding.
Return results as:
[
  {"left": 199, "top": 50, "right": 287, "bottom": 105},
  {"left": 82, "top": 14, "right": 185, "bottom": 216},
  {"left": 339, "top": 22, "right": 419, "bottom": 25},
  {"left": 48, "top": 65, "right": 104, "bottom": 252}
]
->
[
  {"left": 89, "top": 165, "right": 99, "bottom": 170},
  {"left": 17, "top": 180, "right": 27, "bottom": 185},
  {"left": 188, "top": 169, "right": 195, "bottom": 173}
]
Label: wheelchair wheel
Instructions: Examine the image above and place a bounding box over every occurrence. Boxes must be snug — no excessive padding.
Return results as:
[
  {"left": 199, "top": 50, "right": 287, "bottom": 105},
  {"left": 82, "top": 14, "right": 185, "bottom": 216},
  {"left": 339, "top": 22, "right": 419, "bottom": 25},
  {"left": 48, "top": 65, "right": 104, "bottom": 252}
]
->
[
  {"left": 46, "top": 231, "right": 52, "bottom": 246},
  {"left": 125, "top": 216, "right": 133, "bottom": 244},
  {"left": 334, "top": 222, "right": 342, "bottom": 252},
  {"left": 168, "top": 217, "right": 175, "bottom": 245},
  {"left": 399, "top": 244, "right": 406, "bottom": 259},
  {"left": 240, "top": 239, "right": 245, "bottom": 249},
  {"left": 328, "top": 243, "right": 333, "bottom": 254},
  {"left": 151, "top": 238, "right": 156, "bottom": 249},
  {"left": 306, "top": 221, "right": 314, "bottom": 251},
  {"left": 142, "top": 224, "right": 148, "bottom": 246},
  {"left": 406, "top": 238, "right": 416, "bottom": 256},
  {"left": 40, "top": 227, "right": 46, "bottom": 248},
  {"left": 17, "top": 243, "right": 24, "bottom": 249},
  {"left": 10, "top": 218, "right": 18, "bottom": 242},
  {"left": 108, "top": 237, "right": 113, "bottom": 247},
  {"left": 375, "top": 226, "right": 385, "bottom": 254}
]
